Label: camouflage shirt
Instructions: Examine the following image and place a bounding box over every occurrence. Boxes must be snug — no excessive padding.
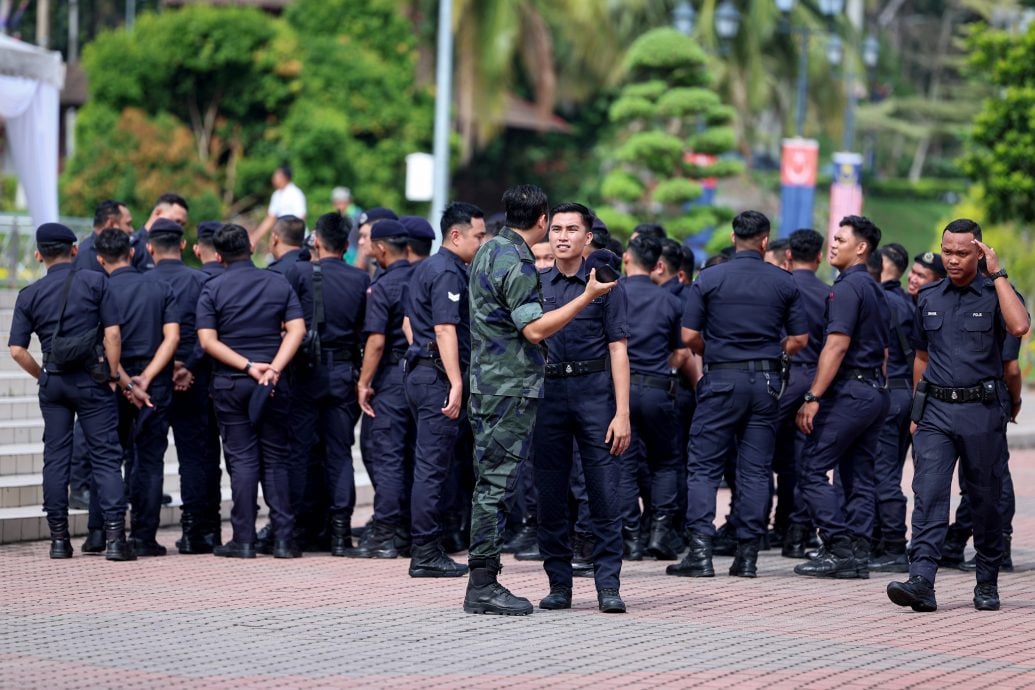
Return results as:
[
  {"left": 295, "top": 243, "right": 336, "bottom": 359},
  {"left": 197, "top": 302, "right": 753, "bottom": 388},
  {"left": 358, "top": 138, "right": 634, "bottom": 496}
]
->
[{"left": 468, "top": 226, "right": 546, "bottom": 398}]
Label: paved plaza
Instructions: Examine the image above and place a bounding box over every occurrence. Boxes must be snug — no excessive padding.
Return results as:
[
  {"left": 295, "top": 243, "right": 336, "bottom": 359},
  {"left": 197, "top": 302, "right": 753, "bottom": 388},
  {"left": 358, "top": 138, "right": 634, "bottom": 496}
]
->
[{"left": 3, "top": 447, "right": 1035, "bottom": 690}]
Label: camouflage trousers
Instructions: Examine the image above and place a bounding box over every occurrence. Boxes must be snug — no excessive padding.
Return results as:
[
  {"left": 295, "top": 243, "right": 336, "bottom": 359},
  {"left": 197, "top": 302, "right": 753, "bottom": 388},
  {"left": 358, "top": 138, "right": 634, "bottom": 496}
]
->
[{"left": 468, "top": 394, "right": 540, "bottom": 561}]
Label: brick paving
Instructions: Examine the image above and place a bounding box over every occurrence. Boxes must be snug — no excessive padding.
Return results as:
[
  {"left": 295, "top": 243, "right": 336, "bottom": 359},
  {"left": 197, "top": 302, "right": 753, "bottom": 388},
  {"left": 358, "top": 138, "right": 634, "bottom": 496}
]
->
[{"left": 2, "top": 453, "right": 1035, "bottom": 689}]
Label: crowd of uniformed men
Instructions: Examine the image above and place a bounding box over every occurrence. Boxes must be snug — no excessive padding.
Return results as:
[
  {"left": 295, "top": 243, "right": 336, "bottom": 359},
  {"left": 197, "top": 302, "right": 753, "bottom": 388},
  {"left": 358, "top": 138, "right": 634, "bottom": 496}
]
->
[{"left": 9, "top": 179, "right": 1028, "bottom": 617}]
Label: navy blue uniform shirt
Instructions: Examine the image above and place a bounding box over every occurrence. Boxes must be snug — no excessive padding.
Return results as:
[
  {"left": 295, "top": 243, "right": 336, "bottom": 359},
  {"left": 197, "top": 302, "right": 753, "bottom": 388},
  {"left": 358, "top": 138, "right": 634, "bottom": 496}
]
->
[
  {"left": 148, "top": 259, "right": 207, "bottom": 366},
  {"left": 882, "top": 279, "right": 916, "bottom": 379},
  {"left": 790, "top": 269, "right": 830, "bottom": 366},
  {"left": 541, "top": 261, "right": 628, "bottom": 364},
  {"left": 294, "top": 258, "right": 369, "bottom": 351},
  {"left": 200, "top": 261, "right": 225, "bottom": 279},
  {"left": 196, "top": 259, "right": 303, "bottom": 364},
  {"left": 683, "top": 250, "right": 808, "bottom": 365},
  {"left": 363, "top": 259, "right": 413, "bottom": 357},
  {"left": 108, "top": 266, "right": 178, "bottom": 360},
  {"left": 406, "top": 247, "right": 471, "bottom": 367},
  {"left": 662, "top": 277, "right": 690, "bottom": 304},
  {"left": 75, "top": 232, "right": 152, "bottom": 274},
  {"left": 267, "top": 248, "right": 304, "bottom": 290},
  {"left": 9, "top": 263, "right": 120, "bottom": 353},
  {"left": 1003, "top": 293, "right": 1026, "bottom": 362},
  {"left": 623, "top": 275, "right": 683, "bottom": 377},
  {"left": 824, "top": 264, "right": 889, "bottom": 370},
  {"left": 912, "top": 275, "right": 1021, "bottom": 388}
]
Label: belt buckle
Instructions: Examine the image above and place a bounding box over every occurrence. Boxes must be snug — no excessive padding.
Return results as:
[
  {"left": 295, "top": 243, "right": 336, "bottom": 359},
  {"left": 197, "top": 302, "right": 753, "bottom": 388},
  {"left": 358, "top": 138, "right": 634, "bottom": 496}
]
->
[
  {"left": 564, "top": 364, "right": 573, "bottom": 375},
  {"left": 951, "top": 390, "right": 958, "bottom": 401}
]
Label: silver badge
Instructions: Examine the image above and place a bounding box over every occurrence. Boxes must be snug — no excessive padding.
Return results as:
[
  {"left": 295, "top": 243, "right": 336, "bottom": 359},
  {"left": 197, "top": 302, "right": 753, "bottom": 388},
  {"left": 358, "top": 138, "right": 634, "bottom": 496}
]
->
[
  {"left": 951, "top": 390, "right": 958, "bottom": 401},
  {"left": 565, "top": 364, "right": 573, "bottom": 375},
  {"left": 923, "top": 252, "right": 934, "bottom": 263}
]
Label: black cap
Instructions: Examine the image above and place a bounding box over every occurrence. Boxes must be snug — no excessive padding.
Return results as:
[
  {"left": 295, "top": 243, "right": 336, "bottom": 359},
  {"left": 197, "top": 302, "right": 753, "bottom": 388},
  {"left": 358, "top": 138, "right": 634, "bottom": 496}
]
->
[
  {"left": 248, "top": 382, "right": 274, "bottom": 430},
  {"left": 915, "top": 251, "right": 946, "bottom": 278},
  {"left": 357, "top": 207, "right": 398, "bottom": 227},
  {"left": 591, "top": 216, "right": 608, "bottom": 232},
  {"left": 400, "top": 216, "right": 435, "bottom": 241},
  {"left": 36, "top": 222, "right": 77, "bottom": 245},
  {"left": 149, "top": 218, "right": 184, "bottom": 236},
  {"left": 370, "top": 219, "right": 408, "bottom": 240},
  {"left": 197, "top": 221, "right": 222, "bottom": 240},
  {"left": 585, "top": 249, "right": 622, "bottom": 282}
]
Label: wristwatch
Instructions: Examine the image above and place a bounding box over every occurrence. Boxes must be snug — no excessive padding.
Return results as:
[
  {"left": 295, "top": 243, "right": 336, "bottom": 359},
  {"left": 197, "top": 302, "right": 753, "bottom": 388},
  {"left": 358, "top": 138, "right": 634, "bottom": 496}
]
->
[
  {"left": 803, "top": 391, "right": 820, "bottom": 403},
  {"left": 108, "top": 372, "right": 120, "bottom": 383},
  {"left": 243, "top": 361, "right": 253, "bottom": 373},
  {"left": 990, "top": 268, "right": 1008, "bottom": 281}
]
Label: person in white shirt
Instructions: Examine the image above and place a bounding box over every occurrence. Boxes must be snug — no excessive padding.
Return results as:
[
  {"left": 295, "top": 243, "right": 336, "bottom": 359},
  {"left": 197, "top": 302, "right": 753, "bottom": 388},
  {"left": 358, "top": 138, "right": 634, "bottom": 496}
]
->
[{"left": 251, "top": 164, "right": 307, "bottom": 244}]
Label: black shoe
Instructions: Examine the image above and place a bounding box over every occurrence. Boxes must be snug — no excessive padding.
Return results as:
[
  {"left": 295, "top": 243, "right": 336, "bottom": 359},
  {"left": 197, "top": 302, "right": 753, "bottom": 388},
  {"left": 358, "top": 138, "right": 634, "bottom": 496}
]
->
[
  {"left": 794, "top": 536, "right": 863, "bottom": 578},
  {"left": 104, "top": 520, "right": 136, "bottom": 562},
  {"left": 81, "top": 529, "right": 106, "bottom": 554},
  {"left": 938, "top": 525, "right": 970, "bottom": 568},
  {"left": 129, "top": 538, "right": 167, "bottom": 557},
  {"left": 213, "top": 540, "right": 257, "bottom": 559},
  {"left": 712, "top": 521, "right": 736, "bottom": 556},
  {"left": 463, "top": 559, "right": 533, "bottom": 615},
  {"left": 622, "top": 525, "right": 644, "bottom": 561},
  {"left": 514, "top": 541, "right": 543, "bottom": 561},
  {"left": 973, "top": 583, "right": 1001, "bottom": 611},
  {"left": 50, "top": 537, "right": 73, "bottom": 559},
  {"left": 851, "top": 536, "right": 872, "bottom": 580},
  {"left": 502, "top": 519, "right": 537, "bottom": 554},
  {"left": 571, "top": 532, "right": 595, "bottom": 577},
  {"left": 176, "top": 512, "right": 210, "bottom": 554},
  {"left": 781, "top": 524, "right": 808, "bottom": 559},
  {"left": 869, "top": 539, "right": 909, "bottom": 573},
  {"left": 646, "top": 514, "right": 683, "bottom": 561},
  {"left": 666, "top": 532, "right": 714, "bottom": 577},
  {"left": 960, "top": 534, "right": 1013, "bottom": 572},
  {"left": 330, "top": 515, "right": 353, "bottom": 557},
  {"left": 807, "top": 530, "right": 822, "bottom": 549},
  {"left": 440, "top": 530, "right": 468, "bottom": 555},
  {"left": 409, "top": 542, "right": 469, "bottom": 577},
  {"left": 887, "top": 575, "right": 937, "bottom": 612},
  {"left": 68, "top": 488, "right": 90, "bottom": 511},
  {"left": 597, "top": 588, "right": 626, "bottom": 613},
  {"left": 255, "top": 523, "right": 275, "bottom": 555},
  {"left": 766, "top": 528, "right": 784, "bottom": 549},
  {"left": 539, "top": 585, "right": 572, "bottom": 610},
  {"left": 729, "top": 538, "right": 759, "bottom": 578},
  {"left": 273, "top": 539, "right": 302, "bottom": 559},
  {"left": 344, "top": 521, "right": 399, "bottom": 558},
  {"left": 161, "top": 493, "right": 173, "bottom": 505}
]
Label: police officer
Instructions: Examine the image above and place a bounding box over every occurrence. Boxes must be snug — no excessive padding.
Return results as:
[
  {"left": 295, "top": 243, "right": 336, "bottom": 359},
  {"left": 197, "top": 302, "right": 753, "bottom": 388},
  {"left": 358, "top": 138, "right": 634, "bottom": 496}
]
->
[
  {"left": 771, "top": 229, "right": 829, "bottom": 558},
  {"left": 90, "top": 228, "right": 179, "bottom": 556},
  {"left": 868, "top": 243, "right": 916, "bottom": 572},
  {"left": 133, "top": 193, "right": 190, "bottom": 272},
  {"left": 267, "top": 215, "right": 306, "bottom": 284},
  {"left": 194, "top": 221, "right": 226, "bottom": 278},
  {"left": 8, "top": 223, "right": 129, "bottom": 560},
  {"left": 401, "top": 215, "right": 435, "bottom": 264},
  {"left": 196, "top": 223, "right": 306, "bottom": 559},
  {"left": 291, "top": 212, "right": 369, "bottom": 556},
  {"left": 464, "top": 184, "right": 614, "bottom": 616},
  {"left": 888, "top": 219, "right": 1029, "bottom": 611},
  {"left": 349, "top": 219, "right": 415, "bottom": 558},
  {"left": 403, "top": 202, "right": 486, "bottom": 577},
  {"left": 352, "top": 207, "right": 398, "bottom": 273},
  {"left": 75, "top": 200, "right": 135, "bottom": 273},
  {"left": 669, "top": 210, "right": 808, "bottom": 579},
  {"left": 533, "top": 203, "right": 630, "bottom": 613},
  {"left": 619, "top": 235, "right": 686, "bottom": 561},
  {"left": 907, "top": 251, "right": 946, "bottom": 302},
  {"left": 145, "top": 219, "right": 223, "bottom": 554},
  {"left": 794, "top": 215, "right": 890, "bottom": 579}
]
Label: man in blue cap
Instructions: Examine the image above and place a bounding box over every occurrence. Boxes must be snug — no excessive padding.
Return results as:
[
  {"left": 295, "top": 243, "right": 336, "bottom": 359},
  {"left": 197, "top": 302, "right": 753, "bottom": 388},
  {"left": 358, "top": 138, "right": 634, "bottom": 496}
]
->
[
  {"left": 352, "top": 207, "right": 398, "bottom": 274},
  {"left": 401, "top": 215, "right": 435, "bottom": 264},
  {"left": 8, "top": 223, "right": 129, "bottom": 560}
]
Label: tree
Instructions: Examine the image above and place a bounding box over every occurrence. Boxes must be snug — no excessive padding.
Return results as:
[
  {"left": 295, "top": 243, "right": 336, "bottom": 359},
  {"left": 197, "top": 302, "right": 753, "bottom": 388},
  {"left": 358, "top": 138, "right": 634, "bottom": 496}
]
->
[{"left": 598, "top": 27, "right": 741, "bottom": 239}]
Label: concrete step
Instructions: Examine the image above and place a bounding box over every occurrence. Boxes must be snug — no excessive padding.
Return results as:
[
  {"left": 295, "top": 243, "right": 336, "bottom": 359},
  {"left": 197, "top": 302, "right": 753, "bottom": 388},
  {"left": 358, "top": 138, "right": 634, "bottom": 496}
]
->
[
  {"left": 0, "top": 418, "right": 45, "bottom": 445},
  {"left": 0, "top": 442, "right": 182, "bottom": 477},
  {"left": 0, "top": 396, "right": 47, "bottom": 421},
  {"left": 0, "top": 371, "right": 41, "bottom": 396}
]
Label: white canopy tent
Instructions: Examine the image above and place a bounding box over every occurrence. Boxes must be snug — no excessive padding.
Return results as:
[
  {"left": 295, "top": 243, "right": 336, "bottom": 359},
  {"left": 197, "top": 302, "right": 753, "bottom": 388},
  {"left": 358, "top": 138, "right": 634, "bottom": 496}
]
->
[{"left": 0, "top": 34, "right": 64, "bottom": 227}]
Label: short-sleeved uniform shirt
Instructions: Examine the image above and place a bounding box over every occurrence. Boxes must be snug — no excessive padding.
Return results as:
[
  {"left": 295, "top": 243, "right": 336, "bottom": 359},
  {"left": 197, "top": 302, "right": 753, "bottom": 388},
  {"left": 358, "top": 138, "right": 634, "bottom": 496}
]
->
[
  {"left": 541, "top": 261, "right": 627, "bottom": 363},
  {"left": 912, "top": 275, "right": 1019, "bottom": 388},
  {"left": 622, "top": 275, "right": 683, "bottom": 377},
  {"left": 147, "top": 259, "right": 207, "bottom": 367},
  {"left": 683, "top": 250, "right": 808, "bottom": 365},
  {"left": 9, "top": 263, "right": 120, "bottom": 354},
  {"left": 406, "top": 247, "right": 471, "bottom": 367},
  {"left": 268, "top": 182, "right": 307, "bottom": 219},
  {"left": 790, "top": 269, "right": 831, "bottom": 366},
  {"left": 824, "top": 263, "right": 889, "bottom": 370},
  {"left": 882, "top": 279, "right": 916, "bottom": 380},
  {"left": 468, "top": 226, "right": 546, "bottom": 398},
  {"left": 267, "top": 248, "right": 305, "bottom": 291},
  {"left": 294, "top": 258, "right": 369, "bottom": 351},
  {"left": 362, "top": 259, "right": 413, "bottom": 363},
  {"left": 196, "top": 259, "right": 303, "bottom": 365},
  {"left": 107, "top": 266, "right": 178, "bottom": 361},
  {"left": 1002, "top": 293, "right": 1026, "bottom": 362},
  {"left": 661, "top": 277, "right": 690, "bottom": 305},
  {"left": 75, "top": 231, "right": 152, "bottom": 273}
]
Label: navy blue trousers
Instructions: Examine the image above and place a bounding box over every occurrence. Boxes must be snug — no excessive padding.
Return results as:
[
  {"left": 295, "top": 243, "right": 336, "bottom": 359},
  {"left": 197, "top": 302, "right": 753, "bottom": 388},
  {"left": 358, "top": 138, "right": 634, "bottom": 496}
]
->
[
  {"left": 362, "top": 363, "right": 413, "bottom": 527},
  {"left": 771, "top": 363, "right": 815, "bottom": 531},
  {"left": 39, "top": 370, "right": 125, "bottom": 523},
  {"left": 873, "top": 386, "right": 912, "bottom": 541},
  {"left": 799, "top": 378, "right": 889, "bottom": 543},
  {"left": 909, "top": 395, "right": 1008, "bottom": 584},
  {"left": 170, "top": 366, "right": 222, "bottom": 525},
  {"left": 210, "top": 374, "right": 294, "bottom": 544},
  {"left": 619, "top": 382, "right": 681, "bottom": 530},
  {"left": 533, "top": 372, "right": 622, "bottom": 590},
  {"left": 686, "top": 369, "right": 781, "bottom": 540}
]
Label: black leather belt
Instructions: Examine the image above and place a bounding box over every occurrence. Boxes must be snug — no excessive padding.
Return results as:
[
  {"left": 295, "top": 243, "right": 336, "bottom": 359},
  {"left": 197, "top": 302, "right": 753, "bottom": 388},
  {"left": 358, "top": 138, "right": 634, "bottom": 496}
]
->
[
  {"left": 837, "top": 367, "right": 882, "bottom": 382},
  {"left": 704, "top": 359, "right": 780, "bottom": 373},
  {"left": 887, "top": 378, "right": 912, "bottom": 390},
  {"left": 387, "top": 349, "right": 408, "bottom": 365},
  {"left": 631, "top": 372, "right": 677, "bottom": 395},
  {"left": 545, "top": 358, "right": 606, "bottom": 379},
  {"left": 928, "top": 383, "right": 985, "bottom": 403}
]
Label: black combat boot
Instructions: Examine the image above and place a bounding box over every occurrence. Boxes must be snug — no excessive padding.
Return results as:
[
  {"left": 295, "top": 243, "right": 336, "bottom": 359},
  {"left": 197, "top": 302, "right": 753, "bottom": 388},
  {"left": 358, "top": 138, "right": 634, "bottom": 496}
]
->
[
  {"left": 622, "top": 525, "right": 644, "bottom": 561},
  {"left": 273, "top": 538, "right": 302, "bottom": 558},
  {"left": 129, "top": 538, "right": 167, "bottom": 557},
  {"left": 973, "top": 582, "right": 1000, "bottom": 611},
  {"left": 439, "top": 512, "right": 468, "bottom": 554},
  {"left": 213, "top": 540, "right": 256, "bottom": 558},
  {"left": 104, "top": 519, "right": 136, "bottom": 562},
  {"left": 463, "top": 558, "right": 533, "bottom": 615},
  {"left": 666, "top": 532, "right": 714, "bottom": 577},
  {"left": 712, "top": 521, "right": 737, "bottom": 556},
  {"left": 176, "top": 512, "right": 213, "bottom": 555},
  {"left": 81, "top": 529, "right": 106, "bottom": 554},
  {"left": 869, "top": 538, "right": 909, "bottom": 573},
  {"left": 793, "top": 535, "right": 859, "bottom": 578},
  {"left": 538, "top": 585, "right": 572, "bottom": 610},
  {"left": 782, "top": 524, "right": 808, "bottom": 559},
  {"left": 851, "top": 536, "right": 872, "bottom": 579},
  {"left": 571, "top": 532, "right": 595, "bottom": 577},
  {"left": 597, "top": 588, "right": 626, "bottom": 613},
  {"left": 344, "top": 520, "right": 399, "bottom": 558},
  {"left": 646, "top": 514, "right": 683, "bottom": 561},
  {"left": 502, "top": 516, "right": 537, "bottom": 554},
  {"left": 960, "top": 534, "right": 1013, "bottom": 572},
  {"left": 514, "top": 539, "right": 543, "bottom": 561},
  {"left": 255, "top": 522, "right": 275, "bottom": 555},
  {"left": 730, "top": 538, "right": 760, "bottom": 578},
  {"left": 409, "top": 541, "right": 469, "bottom": 577},
  {"left": 47, "top": 516, "right": 72, "bottom": 559},
  {"left": 329, "top": 514, "right": 352, "bottom": 557},
  {"left": 938, "top": 525, "right": 970, "bottom": 568},
  {"left": 887, "top": 575, "right": 937, "bottom": 612}
]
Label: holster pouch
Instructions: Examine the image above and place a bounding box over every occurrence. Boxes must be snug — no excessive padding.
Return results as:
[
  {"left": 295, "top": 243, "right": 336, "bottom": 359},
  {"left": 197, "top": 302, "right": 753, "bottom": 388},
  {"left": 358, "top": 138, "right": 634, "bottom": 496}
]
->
[{"left": 910, "top": 380, "right": 928, "bottom": 423}]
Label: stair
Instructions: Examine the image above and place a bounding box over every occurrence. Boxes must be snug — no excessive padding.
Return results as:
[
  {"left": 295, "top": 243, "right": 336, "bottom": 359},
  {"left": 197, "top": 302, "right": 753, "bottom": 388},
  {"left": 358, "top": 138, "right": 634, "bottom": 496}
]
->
[{"left": 0, "top": 290, "right": 373, "bottom": 544}]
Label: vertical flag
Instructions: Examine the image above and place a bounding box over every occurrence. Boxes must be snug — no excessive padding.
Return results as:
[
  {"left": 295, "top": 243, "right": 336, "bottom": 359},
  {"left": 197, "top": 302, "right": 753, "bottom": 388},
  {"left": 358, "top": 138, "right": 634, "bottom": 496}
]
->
[
  {"left": 779, "top": 138, "right": 819, "bottom": 237},
  {"left": 827, "top": 152, "right": 864, "bottom": 248},
  {"left": 683, "top": 151, "right": 718, "bottom": 254}
]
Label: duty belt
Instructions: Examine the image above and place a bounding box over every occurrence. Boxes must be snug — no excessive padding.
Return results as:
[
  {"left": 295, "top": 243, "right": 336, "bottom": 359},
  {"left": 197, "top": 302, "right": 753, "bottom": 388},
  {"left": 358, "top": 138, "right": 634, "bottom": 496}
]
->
[
  {"left": 928, "top": 383, "right": 986, "bottom": 403},
  {"left": 545, "top": 358, "right": 606, "bottom": 379},
  {"left": 837, "top": 367, "right": 882, "bottom": 382},
  {"left": 387, "top": 349, "right": 408, "bottom": 365},
  {"left": 886, "top": 378, "right": 912, "bottom": 390},
  {"left": 704, "top": 359, "right": 780, "bottom": 373},
  {"left": 631, "top": 372, "right": 677, "bottom": 396}
]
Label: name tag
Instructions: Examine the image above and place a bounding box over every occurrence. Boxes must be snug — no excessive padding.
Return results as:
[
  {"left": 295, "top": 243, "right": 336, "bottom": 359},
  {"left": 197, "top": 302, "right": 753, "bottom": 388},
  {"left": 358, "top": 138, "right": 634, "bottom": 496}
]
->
[
  {"left": 972, "top": 312, "right": 984, "bottom": 317},
  {"left": 926, "top": 311, "right": 938, "bottom": 316}
]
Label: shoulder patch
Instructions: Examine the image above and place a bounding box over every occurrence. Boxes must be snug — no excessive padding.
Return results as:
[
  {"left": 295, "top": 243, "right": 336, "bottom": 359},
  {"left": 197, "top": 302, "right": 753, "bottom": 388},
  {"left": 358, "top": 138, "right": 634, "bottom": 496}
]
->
[{"left": 447, "top": 291, "right": 461, "bottom": 302}]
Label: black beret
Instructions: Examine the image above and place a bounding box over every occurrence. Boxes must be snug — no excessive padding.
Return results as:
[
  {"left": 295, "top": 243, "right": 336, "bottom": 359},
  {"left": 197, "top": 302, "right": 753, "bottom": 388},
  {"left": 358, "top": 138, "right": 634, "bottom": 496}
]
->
[
  {"left": 197, "top": 221, "right": 222, "bottom": 240},
  {"left": 400, "top": 215, "right": 435, "bottom": 241},
  {"left": 357, "top": 207, "right": 398, "bottom": 227},
  {"left": 370, "top": 219, "right": 408, "bottom": 240},
  {"left": 36, "top": 222, "right": 77, "bottom": 245},
  {"left": 915, "top": 251, "right": 946, "bottom": 278},
  {"left": 149, "top": 218, "right": 184, "bottom": 236}
]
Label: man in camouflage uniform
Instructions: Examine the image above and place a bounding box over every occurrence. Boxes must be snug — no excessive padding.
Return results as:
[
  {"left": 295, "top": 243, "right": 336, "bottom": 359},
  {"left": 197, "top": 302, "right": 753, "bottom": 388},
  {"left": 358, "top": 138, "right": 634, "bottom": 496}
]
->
[{"left": 463, "top": 184, "right": 616, "bottom": 616}]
